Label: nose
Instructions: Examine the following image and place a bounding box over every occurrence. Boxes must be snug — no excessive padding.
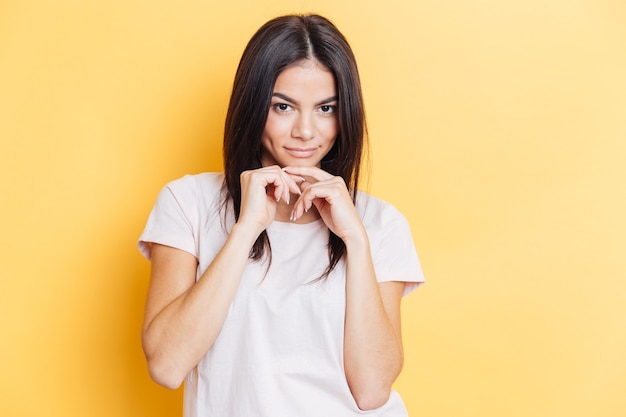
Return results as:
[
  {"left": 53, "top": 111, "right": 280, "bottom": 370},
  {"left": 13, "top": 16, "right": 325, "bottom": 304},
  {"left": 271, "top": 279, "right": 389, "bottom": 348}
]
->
[{"left": 292, "top": 112, "right": 315, "bottom": 140}]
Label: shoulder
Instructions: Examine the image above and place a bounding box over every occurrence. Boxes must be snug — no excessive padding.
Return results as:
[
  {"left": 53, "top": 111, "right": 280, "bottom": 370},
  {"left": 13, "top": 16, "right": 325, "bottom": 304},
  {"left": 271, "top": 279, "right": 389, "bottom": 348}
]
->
[
  {"left": 355, "top": 191, "right": 416, "bottom": 251},
  {"left": 355, "top": 191, "right": 409, "bottom": 231},
  {"left": 165, "top": 172, "right": 224, "bottom": 194},
  {"left": 355, "top": 191, "right": 425, "bottom": 292},
  {"left": 154, "top": 172, "right": 226, "bottom": 218}
]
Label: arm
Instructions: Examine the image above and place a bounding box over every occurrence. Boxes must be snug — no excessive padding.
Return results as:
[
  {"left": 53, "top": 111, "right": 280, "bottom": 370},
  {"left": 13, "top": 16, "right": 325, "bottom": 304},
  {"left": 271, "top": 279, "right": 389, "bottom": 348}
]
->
[
  {"left": 142, "top": 224, "right": 258, "bottom": 389},
  {"left": 283, "top": 166, "right": 406, "bottom": 410},
  {"left": 142, "top": 167, "right": 301, "bottom": 389},
  {"left": 343, "top": 232, "right": 405, "bottom": 410}
]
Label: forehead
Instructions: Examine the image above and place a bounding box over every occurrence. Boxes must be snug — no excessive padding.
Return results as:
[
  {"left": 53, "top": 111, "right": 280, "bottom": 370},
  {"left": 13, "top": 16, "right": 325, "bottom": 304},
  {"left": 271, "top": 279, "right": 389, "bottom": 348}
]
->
[{"left": 273, "top": 59, "right": 336, "bottom": 97}]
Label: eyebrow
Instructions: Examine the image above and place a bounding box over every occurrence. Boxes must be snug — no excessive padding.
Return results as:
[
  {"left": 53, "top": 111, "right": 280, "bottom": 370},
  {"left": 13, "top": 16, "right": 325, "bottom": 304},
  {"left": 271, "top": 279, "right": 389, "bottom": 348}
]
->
[{"left": 272, "top": 92, "right": 338, "bottom": 106}]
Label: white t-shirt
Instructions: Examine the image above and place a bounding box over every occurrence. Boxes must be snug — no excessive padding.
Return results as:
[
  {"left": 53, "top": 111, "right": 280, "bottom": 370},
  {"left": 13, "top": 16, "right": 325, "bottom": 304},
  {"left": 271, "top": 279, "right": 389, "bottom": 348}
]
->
[{"left": 139, "top": 173, "right": 425, "bottom": 417}]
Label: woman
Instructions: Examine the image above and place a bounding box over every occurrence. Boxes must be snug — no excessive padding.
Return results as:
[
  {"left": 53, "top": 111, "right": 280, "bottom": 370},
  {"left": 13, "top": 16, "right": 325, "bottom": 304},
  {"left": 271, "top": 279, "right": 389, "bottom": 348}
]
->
[{"left": 139, "top": 14, "right": 424, "bottom": 416}]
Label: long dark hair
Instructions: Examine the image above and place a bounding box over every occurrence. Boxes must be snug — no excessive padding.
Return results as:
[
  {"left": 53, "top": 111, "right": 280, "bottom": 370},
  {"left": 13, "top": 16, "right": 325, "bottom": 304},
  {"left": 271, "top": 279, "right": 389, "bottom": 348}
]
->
[{"left": 222, "top": 14, "right": 367, "bottom": 278}]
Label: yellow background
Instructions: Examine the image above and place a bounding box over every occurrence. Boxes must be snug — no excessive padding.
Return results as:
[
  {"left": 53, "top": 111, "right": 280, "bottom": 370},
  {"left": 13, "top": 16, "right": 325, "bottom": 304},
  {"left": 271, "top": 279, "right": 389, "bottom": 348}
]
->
[{"left": 1, "top": 0, "right": 624, "bottom": 416}]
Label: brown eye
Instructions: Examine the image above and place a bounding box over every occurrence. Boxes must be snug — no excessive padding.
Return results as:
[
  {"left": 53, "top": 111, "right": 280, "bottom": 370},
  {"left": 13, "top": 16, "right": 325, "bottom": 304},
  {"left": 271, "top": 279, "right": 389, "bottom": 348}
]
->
[
  {"left": 320, "top": 105, "right": 336, "bottom": 114},
  {"left": 274, "top": 103, "right": 291, "bottom": 112}
]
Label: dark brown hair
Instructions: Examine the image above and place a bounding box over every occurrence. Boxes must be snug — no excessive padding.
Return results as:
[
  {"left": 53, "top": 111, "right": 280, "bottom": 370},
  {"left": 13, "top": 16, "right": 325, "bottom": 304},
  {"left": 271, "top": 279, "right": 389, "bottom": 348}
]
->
[{"left": 222, "top": 14, "right": 367, "bottom": 278}]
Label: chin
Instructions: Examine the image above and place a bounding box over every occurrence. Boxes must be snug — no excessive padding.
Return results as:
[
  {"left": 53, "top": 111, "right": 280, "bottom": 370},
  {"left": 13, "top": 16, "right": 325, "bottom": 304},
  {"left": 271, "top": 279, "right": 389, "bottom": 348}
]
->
[{"left": 288, "top": 160, "right": 324, "bottom": 168}]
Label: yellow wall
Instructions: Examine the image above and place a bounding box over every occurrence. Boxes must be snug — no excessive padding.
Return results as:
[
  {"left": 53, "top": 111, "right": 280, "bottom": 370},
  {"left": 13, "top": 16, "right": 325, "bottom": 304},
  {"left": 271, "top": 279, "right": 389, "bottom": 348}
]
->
[{"left": 1, "top": 0, "right": 624, "bottom": 416}]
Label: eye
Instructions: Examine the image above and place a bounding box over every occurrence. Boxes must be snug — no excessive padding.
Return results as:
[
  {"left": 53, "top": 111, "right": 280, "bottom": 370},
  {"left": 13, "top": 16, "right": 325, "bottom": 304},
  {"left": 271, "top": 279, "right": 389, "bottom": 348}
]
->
[
  {"left": 319, "top": 105, "right": 336, "bottom": 114},
  {"left": 273, "top": 103, "right": 292, "bottom": 112}
]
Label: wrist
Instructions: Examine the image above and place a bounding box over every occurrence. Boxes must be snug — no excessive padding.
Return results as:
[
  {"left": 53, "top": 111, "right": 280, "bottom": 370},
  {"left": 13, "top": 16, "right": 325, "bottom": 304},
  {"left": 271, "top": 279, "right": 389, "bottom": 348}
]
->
[
  {"left": 230, "top": 221, "right": 264, "bottom": 248},
  {"left": 343, "top": 227, "right": 370, "bottom": 254}
]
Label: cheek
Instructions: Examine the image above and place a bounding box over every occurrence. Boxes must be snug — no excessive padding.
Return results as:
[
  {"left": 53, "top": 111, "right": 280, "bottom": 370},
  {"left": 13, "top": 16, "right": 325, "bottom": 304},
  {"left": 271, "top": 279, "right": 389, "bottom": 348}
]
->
[
  {"left": 264, "top": 113, "right": 289, "bottom": 139},
  {"left": 322, "top": 118, "right": 339, "bottom": 143}
]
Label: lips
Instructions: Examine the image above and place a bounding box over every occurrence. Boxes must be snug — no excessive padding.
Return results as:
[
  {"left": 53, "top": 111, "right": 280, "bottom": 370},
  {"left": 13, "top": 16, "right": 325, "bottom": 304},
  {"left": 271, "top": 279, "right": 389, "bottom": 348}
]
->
[{"left": 285, "top": 147, "right": 318, "bottom": 158}]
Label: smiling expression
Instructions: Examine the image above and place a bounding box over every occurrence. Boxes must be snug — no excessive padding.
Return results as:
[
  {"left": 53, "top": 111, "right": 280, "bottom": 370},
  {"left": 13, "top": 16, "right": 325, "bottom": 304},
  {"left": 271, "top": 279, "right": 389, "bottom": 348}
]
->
[{"left": 261, "top": 59, "right": 338, "bottom": 168}]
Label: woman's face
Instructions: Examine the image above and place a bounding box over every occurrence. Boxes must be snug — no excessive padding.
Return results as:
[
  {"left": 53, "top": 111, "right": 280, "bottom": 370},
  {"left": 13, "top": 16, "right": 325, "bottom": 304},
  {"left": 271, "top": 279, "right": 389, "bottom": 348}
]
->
[{"left": 261, "top": 59, "right": 338, "bottom": 168}]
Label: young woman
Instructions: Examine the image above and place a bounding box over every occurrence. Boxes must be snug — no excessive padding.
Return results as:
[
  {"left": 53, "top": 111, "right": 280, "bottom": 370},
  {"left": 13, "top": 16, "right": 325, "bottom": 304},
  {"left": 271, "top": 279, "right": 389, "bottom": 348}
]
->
[{"left": 139, "top": 14, "right": 424, "bottom": 416}]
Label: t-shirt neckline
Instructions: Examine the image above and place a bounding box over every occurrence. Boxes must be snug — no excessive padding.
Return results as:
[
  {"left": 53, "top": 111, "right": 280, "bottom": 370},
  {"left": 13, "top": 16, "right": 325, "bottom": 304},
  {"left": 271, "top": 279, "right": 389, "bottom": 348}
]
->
[{"left": 267, "top": 218, "right": 325, "bottom": 232}]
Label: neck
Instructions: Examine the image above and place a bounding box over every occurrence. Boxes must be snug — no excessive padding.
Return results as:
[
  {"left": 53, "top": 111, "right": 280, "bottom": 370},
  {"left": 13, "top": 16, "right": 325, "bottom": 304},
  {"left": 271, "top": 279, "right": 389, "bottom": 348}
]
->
[{"left": 274, "top": 192, "right": 321, "bottom": 224}]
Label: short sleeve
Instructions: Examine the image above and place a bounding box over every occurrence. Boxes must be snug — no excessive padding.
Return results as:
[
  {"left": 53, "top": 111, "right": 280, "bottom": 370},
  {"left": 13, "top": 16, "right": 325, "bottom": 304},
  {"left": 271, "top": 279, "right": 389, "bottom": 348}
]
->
[
  {"left": 362, "top": 197, "right": 425, "bottom": 297},
  {"left": 138, "top": 177, "right": 198, "bottom": 261}
]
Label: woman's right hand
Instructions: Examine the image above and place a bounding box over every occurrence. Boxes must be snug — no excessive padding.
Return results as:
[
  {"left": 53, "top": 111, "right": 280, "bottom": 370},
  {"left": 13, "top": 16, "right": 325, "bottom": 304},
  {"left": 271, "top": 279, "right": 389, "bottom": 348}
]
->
[
  {"left": 238, "top": 165, "right": 303, "bottom": 234},
  {"left": 143, "top": 167, "right": 302, "bottom": 388}
]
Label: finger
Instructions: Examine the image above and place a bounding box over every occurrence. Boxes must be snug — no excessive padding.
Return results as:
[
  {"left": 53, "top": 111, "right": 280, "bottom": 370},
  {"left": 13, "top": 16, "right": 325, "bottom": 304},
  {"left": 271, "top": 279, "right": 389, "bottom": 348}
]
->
[
  {"left": 285, "top": 173, "right": 307, "bottom": 188},
  {"left": 260, "top": 166, "right": 299, "bottom": 202},
  {"left": 259, "top": 166, "right": 298, "bottom": 204},
  {"left": 289, "top": 191, "right": 306, "bottom": 222},
  {"left": 290, "top": 181, "right": 329, "bottom": 221},
  {"left": 299, "top": 182, "right": 315, "bottom": 212},
  {"left": 282, "top": 166, "right": 335, "bottom": 183},
  {"left": 281, "top": 169, "right": 306, "bottom": 194},
  {"left": 247, "top": 167, "right": 289, "bottom": 204},
  {"left": 279, "top": 170, "right": 303, "bottom": 199},
  {"left": 295, "top": 176, "right": 354, "bottom": 219},
  {"left": 275, "top": 171, "right": 291, "bottom": 204},
  {"left": 270, "top": 183, "right": 285, "bottom": 203}
]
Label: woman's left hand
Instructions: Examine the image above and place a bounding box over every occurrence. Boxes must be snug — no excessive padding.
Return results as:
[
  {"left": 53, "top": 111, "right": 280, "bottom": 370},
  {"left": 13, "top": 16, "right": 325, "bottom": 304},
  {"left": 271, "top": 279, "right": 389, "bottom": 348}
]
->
[{"left": 282, "top": 166, "right": 365, "bottom": 242}]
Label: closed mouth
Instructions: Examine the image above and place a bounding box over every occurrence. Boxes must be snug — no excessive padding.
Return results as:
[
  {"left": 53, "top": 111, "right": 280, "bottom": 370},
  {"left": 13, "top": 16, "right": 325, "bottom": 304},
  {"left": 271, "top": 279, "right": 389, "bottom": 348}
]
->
[{"left": 285, "top": 147, "right": 318, "bottom": 157}]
